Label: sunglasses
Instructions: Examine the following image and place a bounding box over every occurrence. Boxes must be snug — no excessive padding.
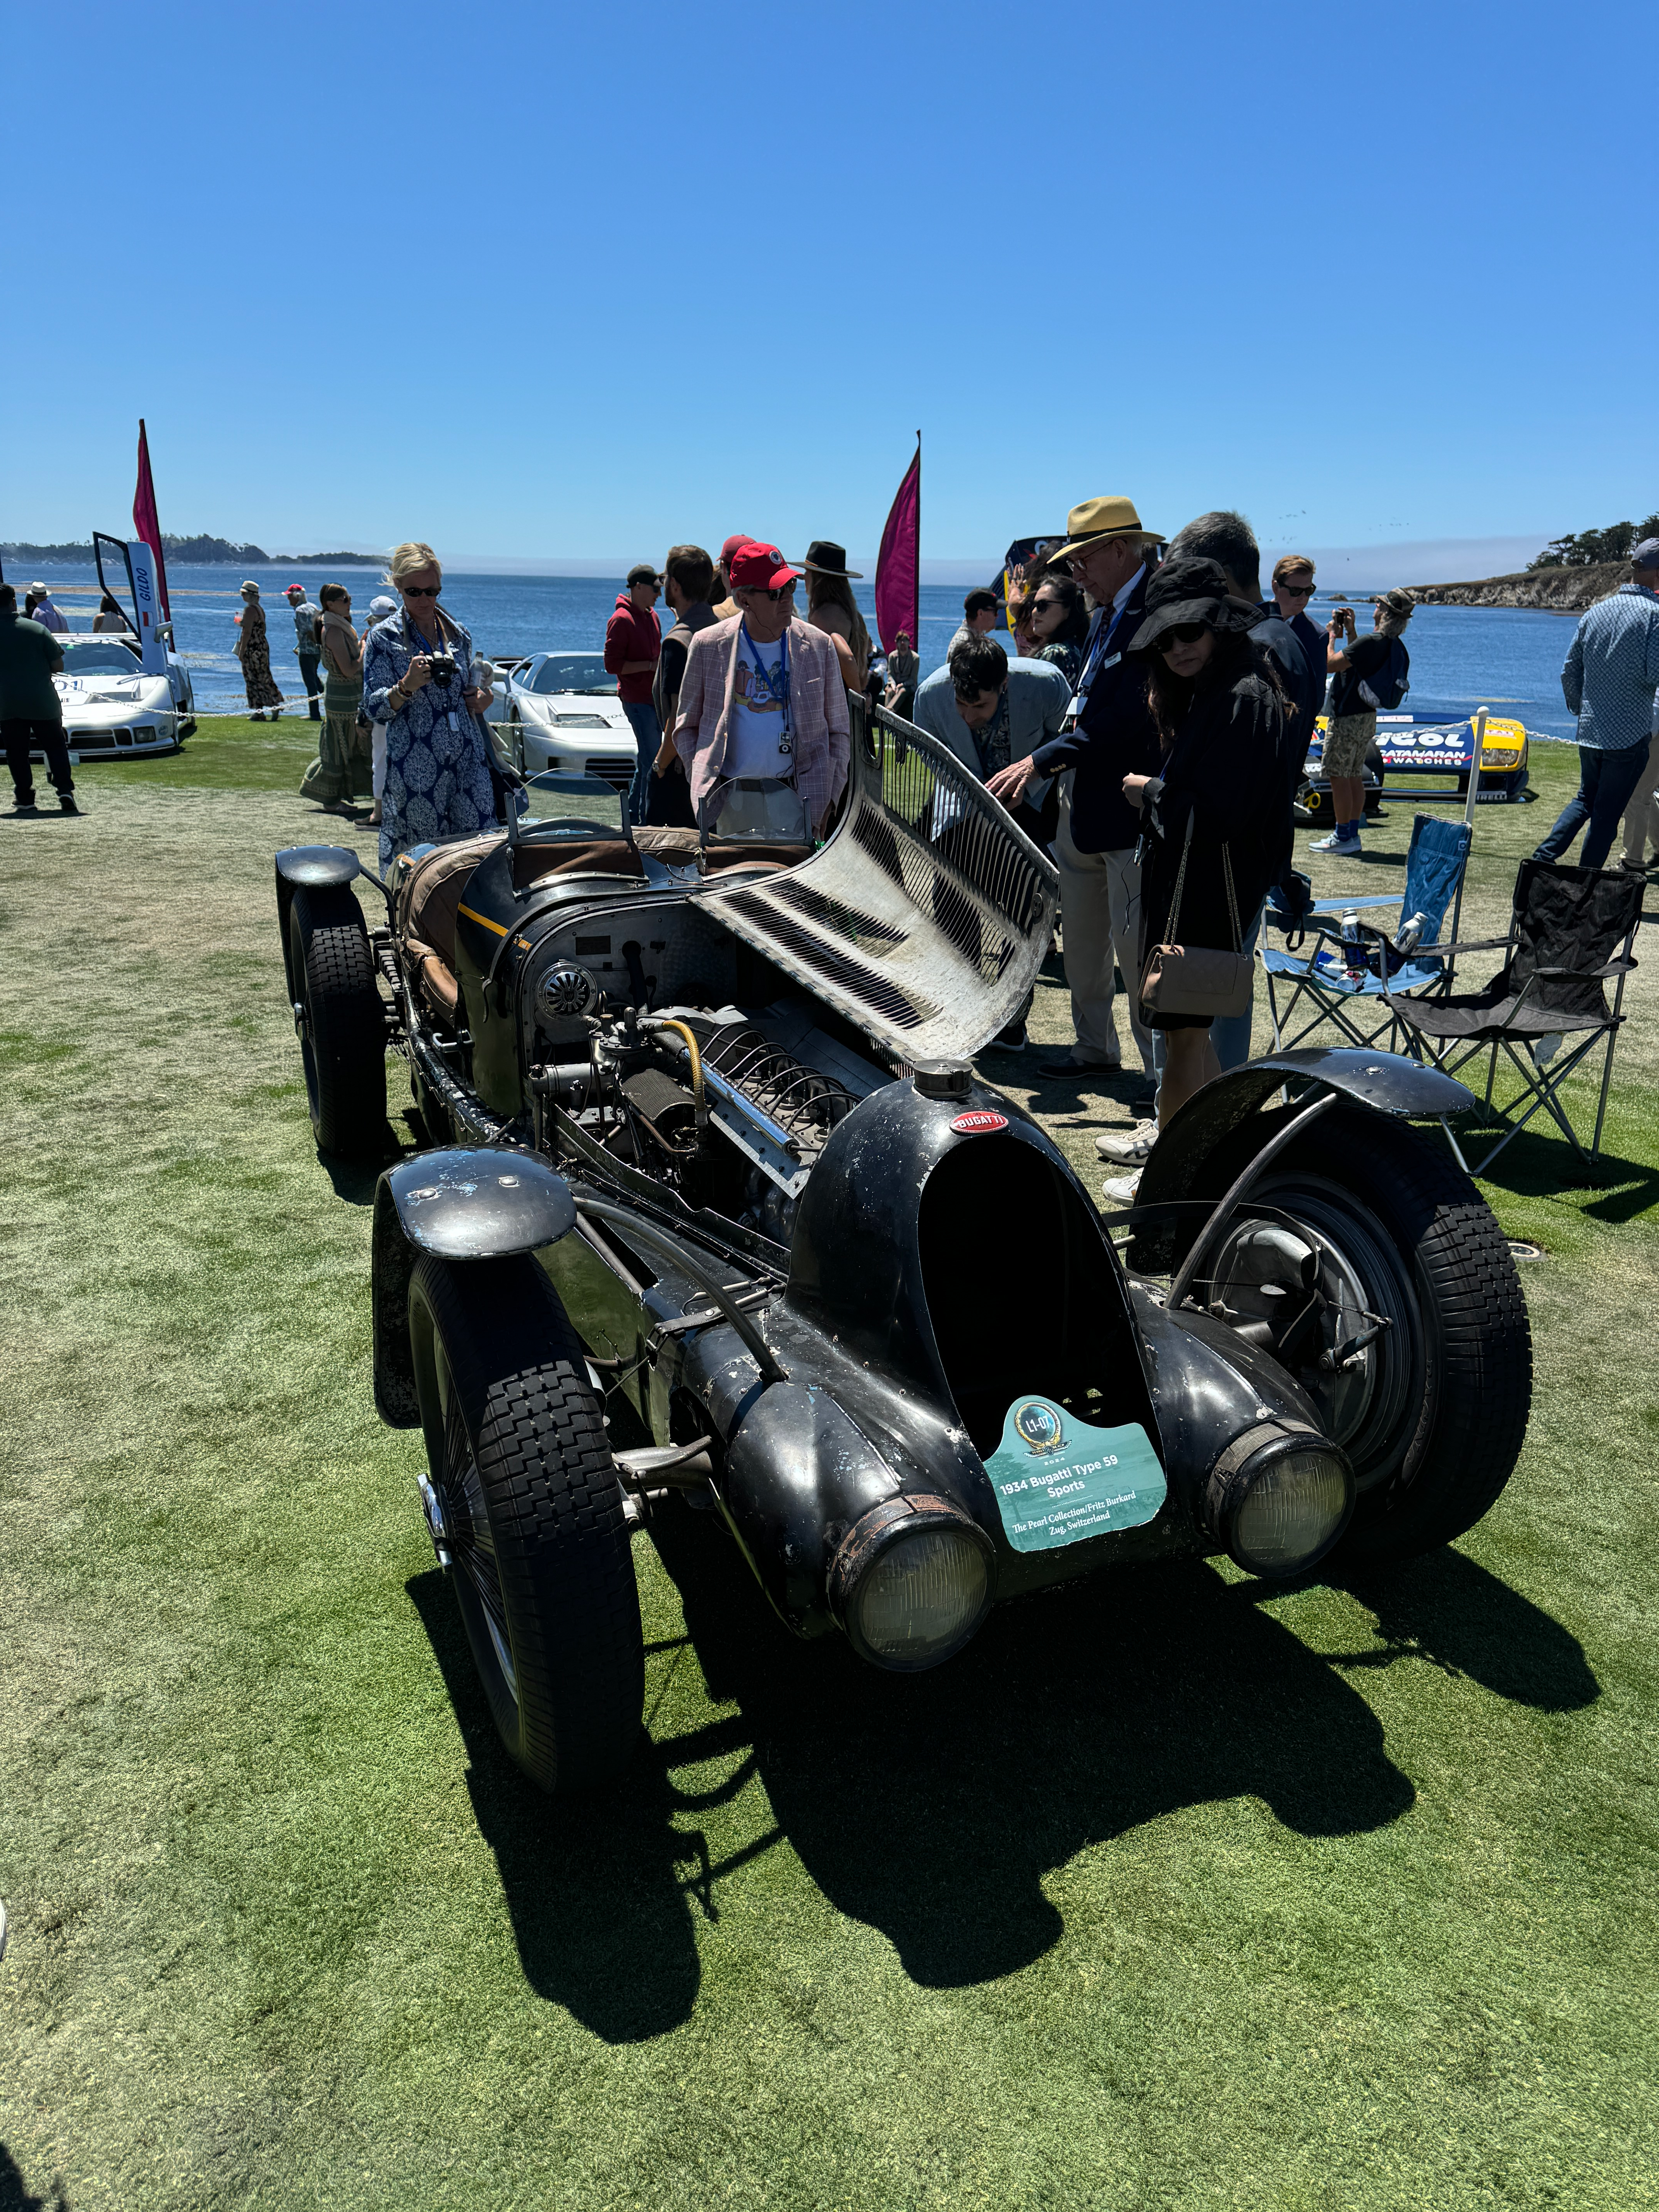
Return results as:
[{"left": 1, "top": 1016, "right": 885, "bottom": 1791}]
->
[
  {"left": 402, "top": 584, "right": 440, "bottom": 598},
  {"left": 1155, "top": 622, "right": 1208, "bottom": 653},
  {"left": 1279, "top": 582, "right": 1316, "bottom": 598},
  {"left": 1030, "top": 598, "right": 1062, "bottom": 616}
]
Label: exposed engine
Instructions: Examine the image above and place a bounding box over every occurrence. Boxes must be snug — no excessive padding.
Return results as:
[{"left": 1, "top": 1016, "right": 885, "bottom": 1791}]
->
[{"left": 530, "top": 998, "right": 875, "bottom": 1245}]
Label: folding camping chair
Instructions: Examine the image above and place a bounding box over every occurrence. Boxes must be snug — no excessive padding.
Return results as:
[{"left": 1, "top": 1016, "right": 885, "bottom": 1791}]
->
[
  {"left": 1261, "top": 813, "right": 1474, "bottom": 1054},
  {"left": 1385, "top": 857, "right": 1644, "bottom": 1176}
]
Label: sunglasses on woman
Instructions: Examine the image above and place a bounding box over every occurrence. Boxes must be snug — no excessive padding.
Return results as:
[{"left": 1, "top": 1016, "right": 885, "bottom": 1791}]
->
[
  {"left": 402, "top": 585, "right": 440, "bottom": 598},
  {"left": 1155, "top": 622, "right": 1208, "bottom": 653}
]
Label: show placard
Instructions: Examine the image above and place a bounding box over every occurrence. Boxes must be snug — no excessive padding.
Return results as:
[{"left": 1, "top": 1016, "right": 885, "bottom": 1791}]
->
[{"left": 984, "top": 1396, "right": 1167, "bottom": 1554}]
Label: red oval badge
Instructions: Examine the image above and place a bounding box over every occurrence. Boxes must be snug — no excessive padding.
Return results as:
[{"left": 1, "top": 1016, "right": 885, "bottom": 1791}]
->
[{"left": 950, "top": 1109, "right": 1009, "bottom": 1135}]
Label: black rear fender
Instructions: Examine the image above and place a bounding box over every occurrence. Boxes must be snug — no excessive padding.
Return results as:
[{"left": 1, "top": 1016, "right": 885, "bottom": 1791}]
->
[{"left": 1128, "top": 1048, "right": 1475, "bottom": 1274}]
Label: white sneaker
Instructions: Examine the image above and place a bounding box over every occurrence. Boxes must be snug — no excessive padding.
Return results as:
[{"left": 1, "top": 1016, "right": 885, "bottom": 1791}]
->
[
  {"left": 1310, "top": 830, "right": 1362, "bottom": 854},
  {"left": 1095, "top": 1121, "right": 1158, "bottom": 1165},
  {"left": 1101, "top": 1170, "right": 1142, "bottom": 1206}
]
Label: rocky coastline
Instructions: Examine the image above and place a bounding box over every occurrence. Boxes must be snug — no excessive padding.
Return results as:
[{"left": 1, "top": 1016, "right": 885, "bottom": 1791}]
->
[{"left": 1404, "top": 562, "right": 1624, "bottom": 613}]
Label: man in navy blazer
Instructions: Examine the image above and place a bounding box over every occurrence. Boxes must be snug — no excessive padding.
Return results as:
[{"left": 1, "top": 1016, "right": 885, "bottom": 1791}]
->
[{"left": 988, "top": 495, "right": 1163, "bottom": 1091}]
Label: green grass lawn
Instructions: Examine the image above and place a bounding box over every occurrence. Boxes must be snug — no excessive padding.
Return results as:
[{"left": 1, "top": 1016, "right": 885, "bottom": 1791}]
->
[{"left": 2, "top": 728, "right": 1657, "bottom": 2210}]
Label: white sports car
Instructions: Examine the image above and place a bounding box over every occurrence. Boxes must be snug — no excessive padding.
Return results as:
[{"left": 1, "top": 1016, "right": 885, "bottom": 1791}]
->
[
  {"left": 46, "top": 634, "right": 196, "bottom": 759},
  {"left": 497, "top": 651, "right": 639, "bottom": 800}
]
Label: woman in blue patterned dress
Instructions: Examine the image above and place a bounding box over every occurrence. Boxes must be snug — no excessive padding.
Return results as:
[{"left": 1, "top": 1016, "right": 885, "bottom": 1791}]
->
[{"left": 362, "top": 542, "right": 499, "bottom": 871}]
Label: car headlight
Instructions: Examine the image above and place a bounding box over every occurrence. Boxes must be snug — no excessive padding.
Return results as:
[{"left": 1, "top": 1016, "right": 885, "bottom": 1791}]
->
[
  {"left": 1204, "top": 1423, "right": 1353, "bottom": 1578},
  {"left": 828, "top": 1493, "right": 993, "bottom": 1671}
]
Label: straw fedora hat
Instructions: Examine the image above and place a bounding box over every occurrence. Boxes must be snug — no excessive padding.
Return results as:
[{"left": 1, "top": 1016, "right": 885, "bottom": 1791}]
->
[
  {"left": 1048, "top": 496, "right": 1160, "bottom": 564},
  {"left": 797, "top": 539, "right": 864, "bottom": 579}
]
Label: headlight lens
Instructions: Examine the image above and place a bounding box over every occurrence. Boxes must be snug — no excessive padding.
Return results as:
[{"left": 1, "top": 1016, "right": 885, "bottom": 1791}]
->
[
  {"left": 830, "top": 1496, "right": 993, "bottom": 1671},
  {"left": 1231, "top": 1448, "right": 1351, "bottom": 1574},
  {"left": 1206, "top": 1426, "right": 1353, "bottom": 1578}
]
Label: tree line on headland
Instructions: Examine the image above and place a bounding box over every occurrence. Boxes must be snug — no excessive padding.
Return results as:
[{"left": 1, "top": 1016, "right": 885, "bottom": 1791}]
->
[
  {"left": 1527, "top": 514, "right": 1659, "bottom": 571},
  {"left": 1407, "top": 508, "right": 1659, "bottom": 610},
  {"left": 0, "top": 534, "right": 380, "bottom": 566}
]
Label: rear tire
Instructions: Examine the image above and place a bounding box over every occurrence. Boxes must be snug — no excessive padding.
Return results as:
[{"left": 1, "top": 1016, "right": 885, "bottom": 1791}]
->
[
  {"left": 288, "top": 884, "right": 387, "bottom": 1157},
  {"left": 1198, "top": 1108, "right": 1532, "bottom": 1564},
  {"left": 408, "top": 1252, "right": 643, "bottom": 1795}
]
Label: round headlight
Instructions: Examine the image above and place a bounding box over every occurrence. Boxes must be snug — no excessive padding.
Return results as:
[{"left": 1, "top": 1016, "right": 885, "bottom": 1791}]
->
[
  {"left": 1205, "top": 1424, "right": 1353, "bottom": 1579},
  {"left": 829, "top": 1495, "right": 993, "bottom": 1672}
]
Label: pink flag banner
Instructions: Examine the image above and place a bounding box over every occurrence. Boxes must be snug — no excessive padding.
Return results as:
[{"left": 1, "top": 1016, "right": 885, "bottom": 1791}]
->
[
  {"left": 874, "top": 439, "right": 920, "bottom": 655},
  {"left": 133, "top": 419, "right": 171, "bottom": 622}
]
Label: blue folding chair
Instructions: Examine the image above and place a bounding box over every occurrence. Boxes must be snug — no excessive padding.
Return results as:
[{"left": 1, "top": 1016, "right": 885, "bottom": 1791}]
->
[{"left": 1262, "top": 813, "right": 1474, "bottom": 1054}]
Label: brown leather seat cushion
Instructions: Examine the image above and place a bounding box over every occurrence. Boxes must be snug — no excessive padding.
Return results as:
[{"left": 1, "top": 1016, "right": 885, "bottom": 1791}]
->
[
  {"left": 400, "top": 837, "right": 496, "bottom": 970},
  {"left": 404, "top": 935, "right": 461, "bottom": 1022}
]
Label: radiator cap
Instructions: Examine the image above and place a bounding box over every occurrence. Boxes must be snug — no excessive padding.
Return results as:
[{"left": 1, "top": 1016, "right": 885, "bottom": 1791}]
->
[{"left": 911, "top": 1058, "right": 972, "bottom": 1100}]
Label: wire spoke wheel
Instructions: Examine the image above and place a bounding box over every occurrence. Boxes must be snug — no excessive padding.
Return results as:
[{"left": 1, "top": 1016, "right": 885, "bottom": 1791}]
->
[
  {"left": 1192, "top": 1106, "right": 1532, "bottom": 1565},
  {"left": 1207, "top": 1176, "right": 1423, "bottom": 1493}
]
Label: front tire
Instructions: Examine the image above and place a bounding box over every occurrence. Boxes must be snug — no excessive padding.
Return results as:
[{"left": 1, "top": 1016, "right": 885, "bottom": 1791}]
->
[
  {"left": 408, "top": 1252, "right": 643, "bottom": 1795},
  {"left": 1200, "top": 1108, "right": 1532, "bottom": 1565},
  {"left": 288, "top": 884, "right": 386, "bottom": 1157}
]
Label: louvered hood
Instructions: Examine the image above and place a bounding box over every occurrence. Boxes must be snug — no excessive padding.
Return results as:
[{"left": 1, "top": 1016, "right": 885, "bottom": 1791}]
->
[{"left": 692, "top": 707, "right": 1060, "bottom": 1066}]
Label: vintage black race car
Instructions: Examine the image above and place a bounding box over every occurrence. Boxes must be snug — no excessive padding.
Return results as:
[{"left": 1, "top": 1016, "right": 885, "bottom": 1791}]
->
[{"left": 275, "top": 707, "right": 1532, "bottom": 1797}]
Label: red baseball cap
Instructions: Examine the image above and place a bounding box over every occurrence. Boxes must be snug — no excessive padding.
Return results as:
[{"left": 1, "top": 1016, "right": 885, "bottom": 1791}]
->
[
  {"left": 720, "top": 533, "right": 752, "bottom": 563},
  {"left": 727, "top": 541, "right": 801, "bottom": 592}
]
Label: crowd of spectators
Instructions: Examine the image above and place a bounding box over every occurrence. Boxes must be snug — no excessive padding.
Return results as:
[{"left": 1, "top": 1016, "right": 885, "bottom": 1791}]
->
[{"left": 19, "top": 489, "right": 1651, "bottom": 1212}]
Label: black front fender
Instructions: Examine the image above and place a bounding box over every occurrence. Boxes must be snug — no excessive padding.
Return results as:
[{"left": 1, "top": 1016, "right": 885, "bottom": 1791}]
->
[
  {"left": 1129, "top": 1048, "right": 1474, "bottom": 1272},
  {"left": 370, "top": 1148, "right": 577, "bottom": 1428}
]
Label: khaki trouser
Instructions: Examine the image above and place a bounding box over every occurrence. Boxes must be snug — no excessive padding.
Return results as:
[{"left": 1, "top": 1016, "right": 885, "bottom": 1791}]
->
[
  {"left": 1620, "top": 728, "right": 1659, "bottom": 865},
  {"left": 1054, "top": 779, "right": 1156, "bottom": 1072}
]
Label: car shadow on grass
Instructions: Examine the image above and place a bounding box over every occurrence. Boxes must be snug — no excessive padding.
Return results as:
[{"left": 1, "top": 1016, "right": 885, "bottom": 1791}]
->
[
  {"left": 621, "top": 1505, "right": 1424, "bottom": 1999},
  {"left": 1307, "top": 1547, "right": 1597, "bottom": 1710},
  {"left": 406, "top": 1568, "right": 706, "bottom": 2045}
]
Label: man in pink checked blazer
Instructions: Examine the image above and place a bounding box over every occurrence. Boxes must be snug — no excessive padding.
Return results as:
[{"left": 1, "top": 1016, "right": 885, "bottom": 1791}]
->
[{"left": 672, "top": 541, "right": 850, "bottom": 833}]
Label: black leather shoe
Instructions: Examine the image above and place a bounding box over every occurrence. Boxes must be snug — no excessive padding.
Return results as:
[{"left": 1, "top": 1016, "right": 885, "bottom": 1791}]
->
[{"left": 59, "top": 794, "right": 81, "bottom": 816}]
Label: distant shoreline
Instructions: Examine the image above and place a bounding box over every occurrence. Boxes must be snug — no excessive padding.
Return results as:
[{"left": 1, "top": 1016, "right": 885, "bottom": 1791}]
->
[{"left": 1405, "top": 562, "right": 1621, "bottom": 613}]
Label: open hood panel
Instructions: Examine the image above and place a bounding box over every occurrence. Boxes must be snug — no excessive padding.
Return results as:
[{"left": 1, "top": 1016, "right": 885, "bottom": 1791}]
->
[{"left": 692, "top": 706, "right": 1060, "bottom": 1068}]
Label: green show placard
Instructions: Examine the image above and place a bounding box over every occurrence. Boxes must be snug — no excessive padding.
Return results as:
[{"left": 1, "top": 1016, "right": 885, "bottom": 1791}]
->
[{"left": 983, "top": 1396, "right": 1167, "bottom": 1554}]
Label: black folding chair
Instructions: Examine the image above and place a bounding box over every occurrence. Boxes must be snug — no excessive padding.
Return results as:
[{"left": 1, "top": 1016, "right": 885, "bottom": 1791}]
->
[{"left": 1386, "top": 858, "right": 1643, "bottom": 1175}]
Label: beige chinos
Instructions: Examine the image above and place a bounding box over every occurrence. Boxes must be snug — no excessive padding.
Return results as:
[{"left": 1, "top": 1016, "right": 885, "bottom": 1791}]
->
[
  {"left": 1619, "top": 726, "right": 1659, "bottom": 866},
  {"left": 1054, "top": 777, "right": 1156, "bottom": 1072}
]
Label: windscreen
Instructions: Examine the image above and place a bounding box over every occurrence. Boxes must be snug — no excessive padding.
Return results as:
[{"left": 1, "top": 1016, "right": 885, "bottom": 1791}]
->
[
  {"left": 59, "top": 640, "right": 143, "bottom": 674},
  {"left": 528, "top": 653, "right": 615, "bottom": 696}
]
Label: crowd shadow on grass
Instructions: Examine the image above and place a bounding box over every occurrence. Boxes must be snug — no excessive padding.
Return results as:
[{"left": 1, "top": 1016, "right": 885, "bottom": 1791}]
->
[
  {"left": 0, "top": 2144, "right": 70, "bottom": 2211},
  {"left": 1464, "top": 1116, "right": 1659, "bottom": 1222}
]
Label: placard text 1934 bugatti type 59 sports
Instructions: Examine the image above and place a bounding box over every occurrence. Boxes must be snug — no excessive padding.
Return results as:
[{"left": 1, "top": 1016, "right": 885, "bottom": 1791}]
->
[{"left": 275, "top": 706, "right": 1531, "bottom": 1797}]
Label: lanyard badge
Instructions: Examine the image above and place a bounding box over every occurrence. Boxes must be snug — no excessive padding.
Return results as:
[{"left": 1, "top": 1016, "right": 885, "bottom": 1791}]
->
[{"left": 741, "top": 620, "right": 793, "bottom": 756}]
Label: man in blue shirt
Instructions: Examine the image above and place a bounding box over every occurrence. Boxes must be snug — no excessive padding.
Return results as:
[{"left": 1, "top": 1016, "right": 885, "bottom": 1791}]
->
[{"left": 1537, "top": 541, "right": 1659, "bottom": 870}]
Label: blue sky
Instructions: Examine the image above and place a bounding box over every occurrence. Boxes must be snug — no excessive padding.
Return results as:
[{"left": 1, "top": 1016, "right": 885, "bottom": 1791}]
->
[{"left": 3, "top": 0, "right": 1654, "bottom": 578}]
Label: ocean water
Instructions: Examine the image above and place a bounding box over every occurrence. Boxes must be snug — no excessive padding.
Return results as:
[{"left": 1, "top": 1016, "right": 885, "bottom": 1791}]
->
[{"left": 14, "top": 558, "right": 1585, "bottom": 741}]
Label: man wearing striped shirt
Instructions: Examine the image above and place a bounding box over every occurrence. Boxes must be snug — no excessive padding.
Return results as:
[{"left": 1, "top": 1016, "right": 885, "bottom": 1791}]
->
[{"left": 1535, "top": 539, "right": 1659, "bottom": 869}]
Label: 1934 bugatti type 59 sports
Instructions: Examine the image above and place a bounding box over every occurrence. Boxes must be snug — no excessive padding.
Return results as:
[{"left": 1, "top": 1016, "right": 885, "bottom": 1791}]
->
[{"left": 276, "top": 707, "right": 1531, "bottom": 1797}]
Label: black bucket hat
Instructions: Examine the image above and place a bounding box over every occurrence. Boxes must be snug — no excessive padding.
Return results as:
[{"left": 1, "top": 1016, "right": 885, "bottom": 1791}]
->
[{"left": 1127, "top": 555, "right": 1265, "bottom": 654}]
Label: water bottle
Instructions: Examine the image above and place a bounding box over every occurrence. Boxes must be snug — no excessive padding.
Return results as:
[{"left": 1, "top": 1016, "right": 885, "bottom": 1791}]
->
[
  {"left": 1341, "top": 909, "right": 1365, "bottom": 978},
  {"left": 1395, "top": 911, "right": 1429, "bottom": 955}
]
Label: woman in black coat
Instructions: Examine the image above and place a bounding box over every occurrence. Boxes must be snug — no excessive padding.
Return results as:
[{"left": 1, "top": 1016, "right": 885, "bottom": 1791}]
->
[{"left": 1121, "top": 557, "right": 1291, "bottom": 1124}]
